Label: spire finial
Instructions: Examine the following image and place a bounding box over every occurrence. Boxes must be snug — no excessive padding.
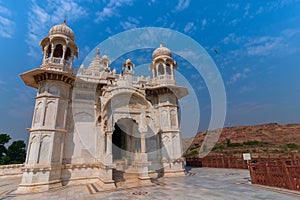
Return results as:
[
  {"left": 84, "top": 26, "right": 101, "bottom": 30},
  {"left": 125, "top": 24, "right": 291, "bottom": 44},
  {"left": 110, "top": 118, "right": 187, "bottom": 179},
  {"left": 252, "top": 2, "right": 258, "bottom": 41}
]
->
[
  {"left": 63, "top": 18, "right": 66, "bottom": 24},
  {"left": 96, "top": 48, "right": 100, "bottom": 57},
  {"left": 160, "top": 42, "right": 163, "bottom": 47}
]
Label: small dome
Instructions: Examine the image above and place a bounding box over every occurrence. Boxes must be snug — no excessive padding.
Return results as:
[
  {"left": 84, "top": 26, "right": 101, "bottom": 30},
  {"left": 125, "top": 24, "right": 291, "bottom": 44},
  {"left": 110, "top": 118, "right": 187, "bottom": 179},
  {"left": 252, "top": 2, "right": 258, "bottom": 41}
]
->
[
  {"left": 49, "top": 19, "right": 75, "bottom": 40},
  {"left": 123, "top": 58, "right": 134, "bottom": 67},
  {"left": 152, "top": 43, "right": 172, "bottom": 59},
  {"left": 102, "top": 55, "right": 108, "bottom": 60},
  {"left": 125, "top": 58, "right": 132, "bottom": 64}
]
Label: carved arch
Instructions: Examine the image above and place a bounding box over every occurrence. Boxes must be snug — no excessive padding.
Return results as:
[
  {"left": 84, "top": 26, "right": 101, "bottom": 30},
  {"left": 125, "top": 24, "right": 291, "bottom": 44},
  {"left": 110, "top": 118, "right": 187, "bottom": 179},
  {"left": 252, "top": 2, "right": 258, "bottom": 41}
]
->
[{"left": 102, "top": 90, "right": 151, "bottom": 116}]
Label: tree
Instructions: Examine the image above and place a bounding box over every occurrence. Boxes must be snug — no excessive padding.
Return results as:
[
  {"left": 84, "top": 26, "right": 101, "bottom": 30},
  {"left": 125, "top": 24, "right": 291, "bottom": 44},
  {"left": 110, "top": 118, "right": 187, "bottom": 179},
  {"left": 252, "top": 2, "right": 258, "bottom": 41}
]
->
[
  {"left": 226, "top": 138, "right": 231, "bottom": 147},
  {"left": 0, "top": 134, "right": 26, "bottom": 165},
  {"left": 0, "top": 134, "right": 11, "bottom": 158},
  {"left": 6, "top": 140, "right": 26, "bottom": 164}
]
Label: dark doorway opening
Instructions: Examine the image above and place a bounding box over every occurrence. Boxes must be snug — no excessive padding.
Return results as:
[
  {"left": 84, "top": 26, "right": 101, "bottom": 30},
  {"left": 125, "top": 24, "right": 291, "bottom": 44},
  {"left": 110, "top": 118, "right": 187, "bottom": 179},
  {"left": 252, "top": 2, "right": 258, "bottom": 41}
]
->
[{"left": 112, "top": 123, "right": 126, "bottom": 161}]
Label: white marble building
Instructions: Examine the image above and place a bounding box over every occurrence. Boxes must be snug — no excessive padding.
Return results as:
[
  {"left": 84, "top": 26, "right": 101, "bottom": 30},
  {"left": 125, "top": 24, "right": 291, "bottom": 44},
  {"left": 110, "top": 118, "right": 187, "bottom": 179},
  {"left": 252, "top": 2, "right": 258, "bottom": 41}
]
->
[{"left": 18, "top": 21, "right": 188, "bottom": 193}]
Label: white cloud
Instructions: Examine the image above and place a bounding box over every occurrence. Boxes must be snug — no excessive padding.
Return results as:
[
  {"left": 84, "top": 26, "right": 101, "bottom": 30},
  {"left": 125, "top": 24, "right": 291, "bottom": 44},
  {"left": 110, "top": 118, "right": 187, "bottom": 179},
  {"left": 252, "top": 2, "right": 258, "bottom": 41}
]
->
[
  {"left": 201, "top": 18, "right": 207, "bottom": 29},
  {"left": 245, "top": 36, "right": 284, "bottom": 56},
  {"left": 0, "top": 16, "right": 15, "bottom": 38},
  {"left": 231, "top": 102, "right": 269, "bottom": 113},
  {"left": 239, "top": 85, "right": 255, "bottom": 94},
  {"left": 27, "top": 0, "right": 88, "bottom": 58},
  {"left": 229, "top": 18, "right": 240, "bottom": 26},
  {"left": 148, "top": 0, "right": 156, "bottom": 6},
  {"left": 243, "top": 1, "right": 298, "bottom": 19},
  {"left": 47, "top": 0, "right": 88, "bottom": 23},
  {"left": 0, "top": 5, "right": 11, "bottom": 15},
  {"left": 170, "top": 22, "right": 175, "bottom": 29},
  {"left": 226, "top": 3, "right": 239, "bottom": 10},
  {"left": 228, "top": 68, "right": 250, "bottom": 84},
  {"left": 256, "top": 6, "right": 264, "bottom": 14},
  {"left": 175, "top": 48, "right": 202, "bottom": 61},
  {"left": 0, "top": 78, "right": 8, "bottom": 94},
  {"left": 27, "top": 3, "right": 49, "bottom": 57},
  {"left": 95, "top": 0, "right": 134, "bottom": 23},
  {"left": 281, "top": 28, "right": 300, "bottom": 37},
  {"left": 183, "top": 22, "right": 195, "bottom": 33},
  {"left": 266, "top": 0, "right": 300, "bottom": 11},
  {"left": 174, "top": 0, "right": 190, "bottom": 12},
  {"left": 120, "top": 16, "right": 139, "bottom": 30},
  {"left": 0, "top": 3, "right": 15, "bottom": 38},
  {"left": 222, "top": 33, "right": 242, "bottom": 45},
  {"left": 244, "top": 3, "right": 250, "bottom": 17},
  {"left": 222, "top": 34, "right": 286, "bottom": 57}
]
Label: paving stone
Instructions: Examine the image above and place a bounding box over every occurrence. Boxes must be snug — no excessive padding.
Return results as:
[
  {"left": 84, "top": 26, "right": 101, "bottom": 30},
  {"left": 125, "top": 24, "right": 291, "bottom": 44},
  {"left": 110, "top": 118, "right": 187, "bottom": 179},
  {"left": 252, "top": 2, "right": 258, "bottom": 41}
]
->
[{"left": 1, "top": 168, "right": 300, "bottom": 199}]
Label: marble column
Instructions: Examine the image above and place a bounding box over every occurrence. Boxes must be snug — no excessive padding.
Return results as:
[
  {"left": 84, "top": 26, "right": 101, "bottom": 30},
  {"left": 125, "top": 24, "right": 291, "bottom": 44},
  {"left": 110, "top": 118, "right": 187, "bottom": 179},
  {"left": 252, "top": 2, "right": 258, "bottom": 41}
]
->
[
  {"left": 141, "top": 132, "right": 146, "bottom": 153},
  {"left": 100, "top": 133, "right": 105, "bottom": 160},
  {"left": 171, "top": 64, "right": 174, "bottom": 79},
  {"left": 105, "top": 131, "right": 113, "bottom": 164},
  {"left": 50, "top": 43, "right": 55, "bottom": 59},
  {"left": 60, "top": 45, "right": 67, "bottom": 64},
  {"left": 43, "top": 46, "right": 48, "bottom": 64}
]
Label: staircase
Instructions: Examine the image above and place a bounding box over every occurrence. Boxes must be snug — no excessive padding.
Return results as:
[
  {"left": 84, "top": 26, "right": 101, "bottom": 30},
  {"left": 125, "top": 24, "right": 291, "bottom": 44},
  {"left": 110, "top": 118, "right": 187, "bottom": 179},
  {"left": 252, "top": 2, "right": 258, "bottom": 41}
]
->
[{"left": 113, "top": 163, "right": 140, "bottom": 188}]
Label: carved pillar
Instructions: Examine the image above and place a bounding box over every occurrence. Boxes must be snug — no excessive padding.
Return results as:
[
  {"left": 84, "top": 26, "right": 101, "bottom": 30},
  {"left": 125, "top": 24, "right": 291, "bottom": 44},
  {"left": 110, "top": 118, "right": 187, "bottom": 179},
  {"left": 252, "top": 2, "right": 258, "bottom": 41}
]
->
[
  {"left": 100, "top": 134, "right": 105, "bottom": 160},
  {"left": 43, "top": 46, "right": 48, "bottom": 64},
  {"left": 105, "top": 131, "right": 113, "bottom": 164},
  {"left": 60, "top": 45, "right": 67, "bottom": 64},
  {"left": 50, "top": 43, "right": 55, "bottom": 59},
  {"left": 70, "top": 52, "right": 74, "bottom": 68},
  {"left": 152, "top": 68, "right": 155, "bottom": 78},
  {"left": 170, "top": 64, "right": 174, "bottom": 79},
  {"left": 137, "top": 131, "right": 151, "bottom": 185},
  {"left": 141, "top": 132, "right": 146, "bottom": 153},
  {"left": 106, "top": 131, "right": 112, "bottom": 155},
  {"left": 163, "top": 63, "right": 167, "bottom": 77},
  {"left": 172, "top": 132, "right": 181, "bottom": 159},
  {"left": 156, "top": 133, "right": 161, "bottom": 160}
]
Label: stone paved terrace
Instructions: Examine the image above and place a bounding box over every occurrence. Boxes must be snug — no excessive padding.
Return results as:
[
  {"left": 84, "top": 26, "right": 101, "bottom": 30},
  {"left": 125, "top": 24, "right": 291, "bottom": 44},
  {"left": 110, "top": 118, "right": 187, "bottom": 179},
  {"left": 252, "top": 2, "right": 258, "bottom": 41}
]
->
[{"left": 1, "top": 168, "right": 300, "bottom": 200}]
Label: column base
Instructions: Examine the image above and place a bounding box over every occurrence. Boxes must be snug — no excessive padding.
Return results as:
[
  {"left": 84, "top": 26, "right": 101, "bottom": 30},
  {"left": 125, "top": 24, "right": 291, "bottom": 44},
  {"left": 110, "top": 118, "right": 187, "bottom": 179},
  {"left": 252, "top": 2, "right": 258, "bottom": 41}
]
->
[
  {"left": 101, "top": 179, "right": 116, "bottom": 190},
  {"left": 14, "top": 180, "right": 62, "bottom": 194},
  {"left": 138, "top": 176, "right": 152, "bottom": 186},
  {"left": 162, "top": 169, "right": 186, "bottom": 177}
]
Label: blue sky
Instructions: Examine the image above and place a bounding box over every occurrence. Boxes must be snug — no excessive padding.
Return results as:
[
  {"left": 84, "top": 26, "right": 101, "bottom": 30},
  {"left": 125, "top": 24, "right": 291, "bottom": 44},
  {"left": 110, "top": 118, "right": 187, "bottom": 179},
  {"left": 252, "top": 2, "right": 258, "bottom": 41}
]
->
[{"left": 0, "top": 0, "right": 300, "bottom": 142}]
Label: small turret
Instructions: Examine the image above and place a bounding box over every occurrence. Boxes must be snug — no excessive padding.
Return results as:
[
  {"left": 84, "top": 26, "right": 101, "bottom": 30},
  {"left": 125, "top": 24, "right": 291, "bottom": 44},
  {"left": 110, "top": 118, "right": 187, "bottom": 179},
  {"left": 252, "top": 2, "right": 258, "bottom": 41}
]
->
[
  {"left": 150, "top": 43, "right": 177, "bottom": 84},
  {"left": 40, "top": 19, "right": 78, "bottom": 73},
  {"left": 122, "top": 58, "right": 134, "bottom": 75}
]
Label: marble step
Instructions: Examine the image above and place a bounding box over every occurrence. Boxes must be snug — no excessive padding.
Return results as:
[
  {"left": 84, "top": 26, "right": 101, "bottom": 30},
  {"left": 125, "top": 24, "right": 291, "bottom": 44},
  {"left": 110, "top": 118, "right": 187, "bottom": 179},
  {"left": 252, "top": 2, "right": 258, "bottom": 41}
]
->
[{"left": 115, "top": 179, "right": 140, "bottom": 188}]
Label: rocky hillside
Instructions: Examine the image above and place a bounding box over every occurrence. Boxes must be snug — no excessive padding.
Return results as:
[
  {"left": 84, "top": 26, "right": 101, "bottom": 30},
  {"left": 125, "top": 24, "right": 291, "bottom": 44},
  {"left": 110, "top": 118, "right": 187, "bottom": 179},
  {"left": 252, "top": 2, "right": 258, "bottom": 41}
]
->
[{"left": 184, "top": 123, "right": 300, "bottom": 157}]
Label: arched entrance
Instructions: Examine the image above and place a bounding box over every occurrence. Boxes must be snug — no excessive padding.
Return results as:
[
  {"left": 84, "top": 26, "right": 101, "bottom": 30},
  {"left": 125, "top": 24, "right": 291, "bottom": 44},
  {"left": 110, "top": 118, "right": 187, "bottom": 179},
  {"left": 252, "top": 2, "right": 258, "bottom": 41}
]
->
[{"left": 112, "top": 118, "right": 141, "bottom": 162}]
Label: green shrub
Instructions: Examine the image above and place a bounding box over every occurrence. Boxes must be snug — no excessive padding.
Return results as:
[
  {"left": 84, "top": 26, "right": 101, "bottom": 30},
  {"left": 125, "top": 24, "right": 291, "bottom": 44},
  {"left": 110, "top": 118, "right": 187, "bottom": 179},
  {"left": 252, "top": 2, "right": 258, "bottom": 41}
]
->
[
  {"left": 243, "top": 140, "right": 269, "bottom": 146},
  {"left": 285, "top": 143, "right": 299, "bottom": 149},
  {"left": 189, "top": 150, "right": 198, "bottom": 156},
  {"left": 228, "top": 143, "right": 243, "bottom": 147}
]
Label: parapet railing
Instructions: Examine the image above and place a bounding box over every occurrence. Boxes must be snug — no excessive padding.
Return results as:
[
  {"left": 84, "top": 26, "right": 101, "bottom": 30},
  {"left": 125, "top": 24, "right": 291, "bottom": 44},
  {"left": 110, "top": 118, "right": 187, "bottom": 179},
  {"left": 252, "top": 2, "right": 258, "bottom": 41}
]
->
[
  {"left": 0, "top": 163, "right": 24, "bottom": 177},
  {"left": 185, "top": 154, "right": 300, "bottom": 191}
]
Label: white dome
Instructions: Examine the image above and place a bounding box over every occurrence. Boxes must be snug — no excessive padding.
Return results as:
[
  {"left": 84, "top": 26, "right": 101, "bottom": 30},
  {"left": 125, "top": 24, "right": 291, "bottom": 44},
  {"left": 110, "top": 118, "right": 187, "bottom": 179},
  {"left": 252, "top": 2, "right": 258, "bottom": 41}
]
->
[
  {"left": 152, "top": 43, "right": 172, "bottom": 59},
  {"left": 49, "top": 20, "right": 75, "bottom": 40}
]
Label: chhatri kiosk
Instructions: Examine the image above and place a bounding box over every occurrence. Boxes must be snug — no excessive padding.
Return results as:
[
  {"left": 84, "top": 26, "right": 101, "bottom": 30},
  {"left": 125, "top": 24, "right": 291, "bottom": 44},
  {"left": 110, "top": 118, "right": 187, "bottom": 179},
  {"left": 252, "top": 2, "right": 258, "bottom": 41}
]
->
[{"left": 18, "top": 20, "right": 188, "bottom": 193}]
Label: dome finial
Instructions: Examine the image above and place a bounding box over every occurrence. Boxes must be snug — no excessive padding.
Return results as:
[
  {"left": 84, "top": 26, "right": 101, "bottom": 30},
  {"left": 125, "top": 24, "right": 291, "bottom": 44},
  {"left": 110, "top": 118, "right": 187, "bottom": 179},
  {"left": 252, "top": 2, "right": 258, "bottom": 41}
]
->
[
  {"left": 96, "top": 48, "right": 100, "bottom": 57},
  {"left": 64, "top": 18, "right": 66, "bottom": 24},
  {"left": 152, "top": 42, "right": 172, "bottom": 59}
]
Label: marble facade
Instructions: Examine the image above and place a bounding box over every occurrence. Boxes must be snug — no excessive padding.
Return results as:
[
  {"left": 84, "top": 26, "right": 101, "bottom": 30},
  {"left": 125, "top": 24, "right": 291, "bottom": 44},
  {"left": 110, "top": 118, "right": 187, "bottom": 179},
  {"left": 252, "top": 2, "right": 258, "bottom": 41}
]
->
[{"left": 17, "top": 20, "right": 188, "bottom": 193}]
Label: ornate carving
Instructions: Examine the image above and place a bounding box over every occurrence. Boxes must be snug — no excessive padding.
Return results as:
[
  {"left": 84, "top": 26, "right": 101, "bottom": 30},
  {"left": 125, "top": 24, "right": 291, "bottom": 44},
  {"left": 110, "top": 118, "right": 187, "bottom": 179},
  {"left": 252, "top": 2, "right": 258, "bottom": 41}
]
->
[{"left": 162, "top": 135, "right": 170, "bottom": 144}]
